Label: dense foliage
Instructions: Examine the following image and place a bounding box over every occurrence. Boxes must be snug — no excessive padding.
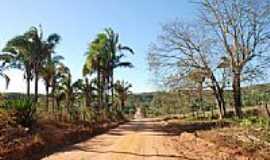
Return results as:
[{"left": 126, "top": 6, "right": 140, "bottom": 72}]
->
[{"left": 0, "top": 27, "right": 134, "bottom": 127}]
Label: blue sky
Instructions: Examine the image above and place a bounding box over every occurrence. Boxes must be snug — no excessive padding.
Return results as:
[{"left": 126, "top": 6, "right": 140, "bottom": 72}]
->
[{"left": 0, "top": 0, "right": 196, "bottom": 93}]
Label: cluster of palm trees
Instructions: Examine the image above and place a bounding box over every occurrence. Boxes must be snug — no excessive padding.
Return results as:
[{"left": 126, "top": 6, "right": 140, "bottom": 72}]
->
[
  {"left": 83, "top": 28, "right": 134, "bottom": 111},
  {"left": 0, "top": 26, "right": 133, "bottom": 121},
  {"left": 2, "top": 26, "right": 61, "bottom": 102}
]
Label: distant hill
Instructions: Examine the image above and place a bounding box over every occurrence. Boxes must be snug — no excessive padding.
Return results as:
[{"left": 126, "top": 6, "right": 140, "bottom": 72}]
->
[
  {"left": 130, "top": 83, "right": 270, "bottom": 106},
  {"left": 242, "top": 83, "right": 270, "bottom": 93}
]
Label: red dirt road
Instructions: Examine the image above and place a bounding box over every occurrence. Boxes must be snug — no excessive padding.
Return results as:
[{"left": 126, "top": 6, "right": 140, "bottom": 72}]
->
[
  {"left": 42, "top": 119, "right": 183, "bottom": 160},
  {"left": 42, "top": 119, "right": 249, "bottom": 160}
]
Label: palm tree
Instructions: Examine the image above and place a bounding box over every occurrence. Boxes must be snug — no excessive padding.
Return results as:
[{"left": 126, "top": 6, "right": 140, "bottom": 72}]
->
[
  {"left": 0, "top": 53, "right": 18, "bottom": 89},
  {"left": 72, "top": 78, "right": 95, "bottom": 108},
  {"left": 2, "top": 35, "right": 34, "bottom": 97},
  {"left": 104, "top": 28, "right": 134, "bottom": 107},
  {"left": 83, "top": 29, "right": 134, "bottom": 110},
  {"left": 57, "top": 64, "right": 74, "bottom": 116},
  {"left": 83, "top": 33, "right": 108, "bottom": 108},
  {"left": 0, "top": 61, "right": 10, "bottom": 89},
  {"left": 114, "top": 80, "right": 132, "bottom": 110},
  {"left": 2, "top": 26, "right": 61, "bottom": 101},
  {"left": 41, "top": 55, "right": 64, "bottom": 111},
  {"left": 24, "top": 26, "right": 61, "bottom": 102}
]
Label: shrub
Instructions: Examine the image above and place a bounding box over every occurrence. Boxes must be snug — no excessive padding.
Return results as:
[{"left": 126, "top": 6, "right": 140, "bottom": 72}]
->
[
  {"left": 4, "top": 98, "right": 36, "bottom": 127},
  {"left": 238, "top": 116, "right": 270, "bottom": 129}
]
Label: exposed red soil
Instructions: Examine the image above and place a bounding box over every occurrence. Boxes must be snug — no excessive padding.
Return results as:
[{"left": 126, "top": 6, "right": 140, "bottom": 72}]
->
[
  {"left": 1, "top": 118, "right": 269, "bottom": 160},
  {"left": 0, "top": 119, "right": 124, "bottom": 160}
]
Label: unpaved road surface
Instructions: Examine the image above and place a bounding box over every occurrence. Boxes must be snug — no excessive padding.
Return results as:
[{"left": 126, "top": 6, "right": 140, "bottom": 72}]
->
[
  {"left": 42, "top": 119, "right": 184, "bottom": 160},
  {"left": 42, "top": 119, "right": 249, "bottom": 160}
]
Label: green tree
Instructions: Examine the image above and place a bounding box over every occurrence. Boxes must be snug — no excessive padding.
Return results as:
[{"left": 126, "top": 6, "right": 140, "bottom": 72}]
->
[
  {"left": 2, "top": 26, "right": 61, "bottom": 102},
  {"left": 114, "top": 80, "right": 132, "bottom": 110},
  {"left": 41, "top": 55, "right": 64, "bottom": 111},
  {"left": 2, "top": 35, "right": 34, "bottom": 97},
  {"left": 104, "top": 28, "right": 134, "bottom": 108},
  {"left": 25, "top": 26, "right": 61, "bottom": 102},
  {"left": 83, "top": 33, "right": 108, "bottom": 109}
]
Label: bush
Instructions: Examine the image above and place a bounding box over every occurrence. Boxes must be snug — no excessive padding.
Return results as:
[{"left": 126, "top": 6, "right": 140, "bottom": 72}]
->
[
  {"left": 238, "top": 116, "right": 270, "bottom": 129},
  {"left": 4, "top": 98, "right": 36, "bottom": 127}
]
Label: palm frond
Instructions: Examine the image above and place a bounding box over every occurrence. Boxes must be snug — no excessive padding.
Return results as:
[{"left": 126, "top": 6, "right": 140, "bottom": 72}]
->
[
  {"left": 118, "top": 45, "right": 134, "bottom": 54},
  {"left": 115, "top": 62, "right": 134, "bottom": 68}
]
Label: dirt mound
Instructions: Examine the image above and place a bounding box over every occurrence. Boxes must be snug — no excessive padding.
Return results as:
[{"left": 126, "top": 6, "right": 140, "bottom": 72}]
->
[{"left": 178, "top": 132, "right": 198, "bottom": 142}]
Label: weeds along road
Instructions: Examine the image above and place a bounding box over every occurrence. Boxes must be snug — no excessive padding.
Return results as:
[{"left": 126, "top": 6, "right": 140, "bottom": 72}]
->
[{"left": 42, "top": 119, "right": 184, "bottom": 160}]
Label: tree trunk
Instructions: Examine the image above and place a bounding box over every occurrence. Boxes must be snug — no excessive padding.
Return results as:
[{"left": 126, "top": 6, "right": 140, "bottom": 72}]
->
[
  {"left": 111, "top": 70, "right": 114, "bottom": 108},
  {"left": 264, "top": 103, "right": 270, "bottom": 118},
  {"left": 221, "top": 92, "right": 226, "bottom": 116},
  {"left": 56, "top": 99, "right": 61, "bottom": 121},
  {"left": 52, "top": 90, "right": 55, "bottom": 113},
  {"left": 34, "top": 72, "right": 39, "bottom": 103},
  {"left": 121, "top": 99, "right": 124, "bottom": 111},
  {"left": 210, "top": 72, "right": 226, "bottom": 119},
  {"left": 26, "top": 76, "right": 31, "bottom": 98},
  {"left": 198, "top": 80, "right": 203, "bottom": 117},
  {"left": 101, "top": 73, "right": 105, "bottom": 108},
  {"left": 51, "top": 79, "right": 56, "bottom": 113},
  {"left": 233, "top": 73, "right": 243, "bottom": 118},
  {"left": 105, "top": 73, "right": 110, "bottom": 109},
  {"left": 97, "top": 60, "right": 102, "bottom": 109},
  {"left": 45, "top": 83, "right": 49, "bottom": 112},
  {"left": 84, "top": 78, "right": 91, "bottom": 107}
]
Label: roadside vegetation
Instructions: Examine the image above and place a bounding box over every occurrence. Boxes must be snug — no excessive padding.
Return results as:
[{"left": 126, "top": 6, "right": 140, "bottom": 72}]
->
[
  {"left": 0, "top": 27, "right": 134, "bottom": 159},
  {"left": 1, "top": 0, "right": 270, "bottom": 159}
]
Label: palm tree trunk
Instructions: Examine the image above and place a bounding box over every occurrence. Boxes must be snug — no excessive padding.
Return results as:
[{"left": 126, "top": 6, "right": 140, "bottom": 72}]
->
[
  {"left": 34, "top": 71, "right": 39, "bottom": 103},
  {"left": 26, "top": 76, "right": 31, "bottom": 98},
  {"left": 106, "top": 73, "right": 110, "bottom": 108},
  {"left": 56, "top": 99, "right": 61, "bottom": 120},
  {"left": 111, "top": 70, "right": 114, "bottom": 108},
  {"left": 52, "top": 79, "right": 56, "bottom": 113},
  {"left": 97, "top": 65, "right": 101, "bottom": 109},
  {"left": 121, "top": 99, "right": 124, "bottom": 111},
  {"left": 52, "top": 91, "right": 55, "bottom": 113},
  {"left": 101, "top": 73, "right": 105, "bottom": 108},
  {"left": 45, "top": 83, "right": 49, "bottom": 112},
  {"left": 84, "top": 78, "right": 90, "bottom": 107}
]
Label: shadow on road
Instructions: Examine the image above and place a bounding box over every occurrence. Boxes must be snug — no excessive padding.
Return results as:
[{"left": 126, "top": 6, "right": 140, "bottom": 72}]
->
[
  {"left": 39, "top": 118, "right": 230, "bottom": 160},
  {"left": 105, "top": 119, "right": 230, "bottom": 137},
  {"left": 62, "top": 147, "right": 197, "bottom": 160}
]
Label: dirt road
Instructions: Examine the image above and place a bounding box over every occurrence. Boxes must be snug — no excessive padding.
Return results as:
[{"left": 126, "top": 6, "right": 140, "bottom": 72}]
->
[{"left": 42, "top": 119, "right": 185, "bottom": 160}]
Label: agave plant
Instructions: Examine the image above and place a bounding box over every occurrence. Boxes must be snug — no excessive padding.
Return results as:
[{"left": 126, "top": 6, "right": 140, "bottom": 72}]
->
[{"left": 4, "top": 98, "right": 35, "bottom": 127}]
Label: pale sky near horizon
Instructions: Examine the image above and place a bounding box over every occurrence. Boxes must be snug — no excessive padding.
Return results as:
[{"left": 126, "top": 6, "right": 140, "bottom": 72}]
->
[{"left": 0, "top": 0, "right": 197, "bottom": 94}]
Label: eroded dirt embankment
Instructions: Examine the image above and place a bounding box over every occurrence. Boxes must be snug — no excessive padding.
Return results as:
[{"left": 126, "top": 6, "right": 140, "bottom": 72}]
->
[{"left": 0, "top": 120, "right": 124, "bottom": 160}]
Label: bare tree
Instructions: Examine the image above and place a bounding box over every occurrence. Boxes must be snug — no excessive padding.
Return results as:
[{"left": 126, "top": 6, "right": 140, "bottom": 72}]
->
[
  {"left": 148, "top": 21, "right": 228, "bottom": 118},
  {"left": 199, "top": 0, "right": 270, "bottom": 117}
]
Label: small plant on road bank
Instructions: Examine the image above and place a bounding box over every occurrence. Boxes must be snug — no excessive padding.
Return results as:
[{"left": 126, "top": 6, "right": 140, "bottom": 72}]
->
[{"left": 3, "top": 98, "right": 36, "bottom": 127}]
